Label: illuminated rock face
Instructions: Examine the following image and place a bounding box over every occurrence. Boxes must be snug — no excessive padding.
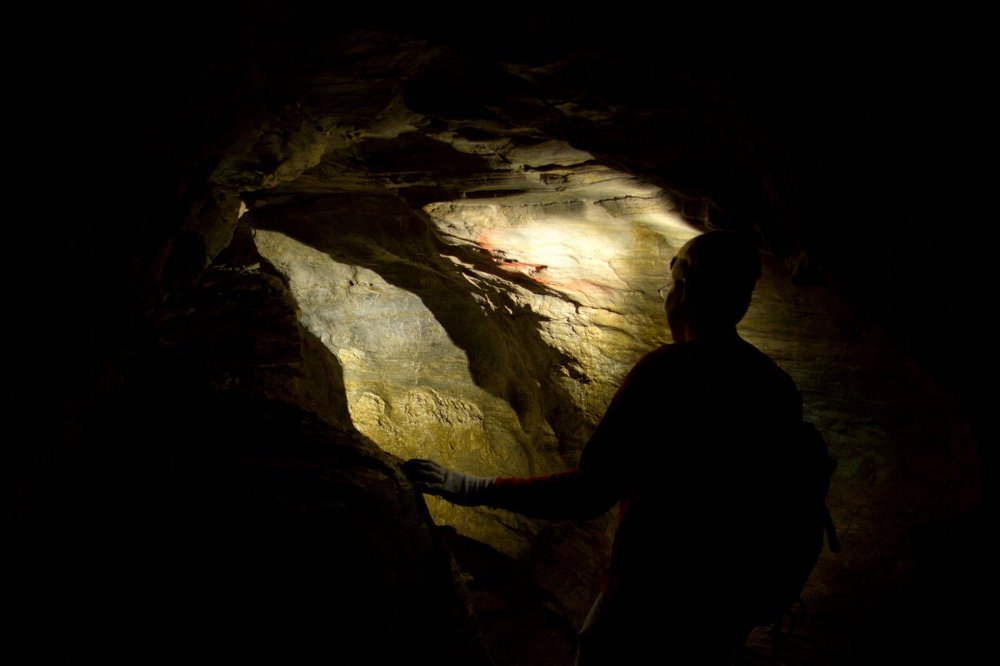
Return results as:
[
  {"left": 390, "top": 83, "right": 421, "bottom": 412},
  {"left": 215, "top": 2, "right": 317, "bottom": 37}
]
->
[
  {"left": 29, "top": 25, "right": 973, "bottom": 666},
  {"left": 9, "top": 228, "right": 493, "bottom": 665},
  {"left": 249, "top": 149, "right": 697, "bottom": 619},
  {"left": 224, "top": 35, "right": 981, "bottom": 663}
]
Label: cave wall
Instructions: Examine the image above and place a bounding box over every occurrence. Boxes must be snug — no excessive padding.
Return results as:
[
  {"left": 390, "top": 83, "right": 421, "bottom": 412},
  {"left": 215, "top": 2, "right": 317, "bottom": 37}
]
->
[
  {"left": 7, "top": 6, "right": 994, "bottom": 664},
  {"left": 9, "top": 221, "right": 492, "bottom": 664}
]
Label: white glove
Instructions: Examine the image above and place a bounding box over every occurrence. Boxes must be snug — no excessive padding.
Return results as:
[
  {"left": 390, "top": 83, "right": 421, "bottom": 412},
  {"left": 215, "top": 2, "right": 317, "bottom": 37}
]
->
[{"left": 402, "top": 459, "right": 496, "bottom": 506}]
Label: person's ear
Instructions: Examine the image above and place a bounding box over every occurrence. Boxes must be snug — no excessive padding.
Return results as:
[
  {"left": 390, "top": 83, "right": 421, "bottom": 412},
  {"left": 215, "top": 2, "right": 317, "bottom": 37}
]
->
[{"left": 673, "top": 277, "right": 687, "bottom": 304}]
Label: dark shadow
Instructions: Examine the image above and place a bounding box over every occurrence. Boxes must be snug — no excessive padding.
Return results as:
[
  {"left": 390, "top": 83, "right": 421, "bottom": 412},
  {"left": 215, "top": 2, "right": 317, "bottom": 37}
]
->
[
  {"left": 7, "top": 222, "right": 491, "bottom": 665},
  {"left": 438, "top": 526, "right": 579, "bottom": 666}
]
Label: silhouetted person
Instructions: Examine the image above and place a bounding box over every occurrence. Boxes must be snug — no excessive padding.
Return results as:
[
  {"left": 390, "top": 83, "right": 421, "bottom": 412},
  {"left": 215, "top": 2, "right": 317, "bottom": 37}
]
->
[{"left": 405, "top": 231, "right": 804, "bottom": 665}]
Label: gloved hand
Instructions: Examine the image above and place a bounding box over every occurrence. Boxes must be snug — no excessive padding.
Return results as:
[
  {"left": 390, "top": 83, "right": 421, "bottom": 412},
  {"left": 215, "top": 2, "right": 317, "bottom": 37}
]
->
[{"left": 402, "top": 459, "right": 496, "bottom": 506}]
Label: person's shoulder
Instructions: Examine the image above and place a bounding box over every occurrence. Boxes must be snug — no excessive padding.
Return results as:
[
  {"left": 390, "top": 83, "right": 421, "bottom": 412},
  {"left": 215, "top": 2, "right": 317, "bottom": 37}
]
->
[
  {"left": 737, "top": 337, "right": 794, "bottom": 376},
  {"left": 735, "top": 336, "right": 802, "bottom": 400},
  {"left": 636, "top": 342, "right": 690, "bottom": 365},
  {"left": 627, "top": 342, "right": 697, "bottom": 379},
  {"left": 612, "top": 343, "right": 693, "bottom": 399}
]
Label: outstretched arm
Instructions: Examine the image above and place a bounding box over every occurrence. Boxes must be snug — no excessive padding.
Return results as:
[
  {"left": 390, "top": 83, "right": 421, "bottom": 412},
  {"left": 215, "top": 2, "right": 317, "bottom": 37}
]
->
[
  {"left": 402, "top": 458, "right": 620, "bottom": 520},
  {"left": 402, "top": 353, "right": 658, "bottom": 520}
]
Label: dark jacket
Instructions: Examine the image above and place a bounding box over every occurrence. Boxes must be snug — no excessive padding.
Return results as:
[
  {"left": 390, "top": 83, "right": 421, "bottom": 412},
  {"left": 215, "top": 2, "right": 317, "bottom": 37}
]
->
[{"left": 480, "top": 331, "right": 803, "bottom": 657}]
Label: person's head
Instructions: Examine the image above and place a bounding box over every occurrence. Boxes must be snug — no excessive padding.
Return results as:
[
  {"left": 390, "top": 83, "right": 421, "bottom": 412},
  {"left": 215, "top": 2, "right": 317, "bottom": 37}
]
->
[{"left": 664, "top": 231, "right": 761, "bottom": 341}]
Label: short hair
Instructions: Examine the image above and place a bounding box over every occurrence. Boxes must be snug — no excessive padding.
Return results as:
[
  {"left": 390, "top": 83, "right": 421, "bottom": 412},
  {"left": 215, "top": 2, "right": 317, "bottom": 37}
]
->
[{"left": 675, "top": 231, "right": 761, "bottom": 325}]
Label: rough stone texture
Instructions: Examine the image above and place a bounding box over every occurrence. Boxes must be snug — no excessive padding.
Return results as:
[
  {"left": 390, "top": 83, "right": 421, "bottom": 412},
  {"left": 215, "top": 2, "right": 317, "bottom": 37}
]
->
[
  {"left": 8, "top": 226, "right": 490, "bottom": 665},
  {"left": 212, "top": 31, "right": 982, "bottom": 664},
  {"left": 9, "top": 11, "right": 993, "bottom": 666},
  {"left": 739, "top": 260, "right": 980, "bottom": 663},
  {"left": 254, "top": 228, "right": 542, "bottom": 553},
  {"left": 242, "top": 125, "right": 699, "bottom": 628}
]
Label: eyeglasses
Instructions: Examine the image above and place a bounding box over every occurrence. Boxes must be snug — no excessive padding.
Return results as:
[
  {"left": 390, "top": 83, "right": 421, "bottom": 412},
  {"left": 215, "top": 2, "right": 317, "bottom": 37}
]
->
[
  {"left": 657, "top": 278, "right": 673, "bottom": 300},
  {"left": 656, "top": 255, "right": 683, "bottom": 299}
]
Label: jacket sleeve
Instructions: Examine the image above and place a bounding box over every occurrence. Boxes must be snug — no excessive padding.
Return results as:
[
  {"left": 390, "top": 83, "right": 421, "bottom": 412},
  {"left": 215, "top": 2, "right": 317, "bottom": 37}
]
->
[
  {"left": 477, "top": 468, "right": 616, "bottom": 520},
  {"left": 476, "top": 355, "right": 655, "bottom": 519}
]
